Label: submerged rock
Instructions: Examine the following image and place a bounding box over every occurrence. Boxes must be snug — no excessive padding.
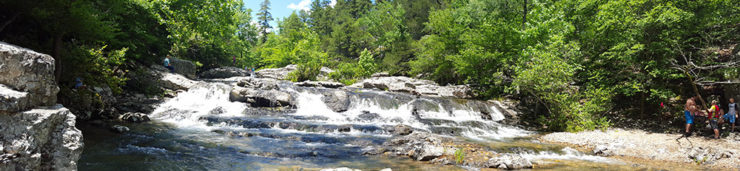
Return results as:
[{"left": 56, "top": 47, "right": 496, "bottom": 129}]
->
[
  {"left": 388, "top": 124, "right": 413, "bottom": 136},
  {"left": 118, "top": 112, "right": 150, "bottom": 123},
  {"left": 111, "top": 125, "right": 130, "bottom": 133},
  {"left": 199, "top": 67, "right": 250, "bottom": 79}
]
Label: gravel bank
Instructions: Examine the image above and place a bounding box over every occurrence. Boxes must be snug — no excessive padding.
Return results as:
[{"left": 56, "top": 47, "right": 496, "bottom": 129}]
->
[{"left": 541, "top": 128, "right": 740, "bottom": 169}]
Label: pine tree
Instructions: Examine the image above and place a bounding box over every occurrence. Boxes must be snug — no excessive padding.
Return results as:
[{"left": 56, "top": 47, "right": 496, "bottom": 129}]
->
[{"left": 256, "top": 0, "right": 273, "bottom": 43}]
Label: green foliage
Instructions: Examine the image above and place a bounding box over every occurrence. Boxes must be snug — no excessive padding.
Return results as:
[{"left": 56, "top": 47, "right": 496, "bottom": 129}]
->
[
  {"left": 86, "top": 46, "right": 129, "bottom": 94},
  {"left": 454, "top": 148, "right": 465, "bottom": 164}
]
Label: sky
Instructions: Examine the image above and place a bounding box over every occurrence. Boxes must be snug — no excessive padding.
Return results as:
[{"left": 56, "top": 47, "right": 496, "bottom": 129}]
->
[{"left": 242, "top": 0, "right": 336, "bottom": 32}]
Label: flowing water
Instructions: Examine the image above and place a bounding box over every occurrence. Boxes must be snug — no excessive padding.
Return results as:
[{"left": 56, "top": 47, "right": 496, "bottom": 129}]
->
[{"left": 78, "top": 78, "right": 639, "bottom": 170}]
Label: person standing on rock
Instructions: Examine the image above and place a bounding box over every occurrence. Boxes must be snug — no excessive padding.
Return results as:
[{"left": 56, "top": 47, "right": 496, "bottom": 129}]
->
[
  {"left": 707, "top": 100, "right": 722, "bottom": 139},
  {"left": 684, "top": 97, "right": 697, "bottom": 137},
  {"left": 164, "top": 55, "right": 174, "bottom": 73}
]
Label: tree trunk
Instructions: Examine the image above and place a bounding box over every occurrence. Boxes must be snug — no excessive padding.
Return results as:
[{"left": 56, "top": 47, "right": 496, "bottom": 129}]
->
[
  {"left": 0, "top": 12, "right": 20, "bottom": 33},
  {"left": 52, "top": 34, "right": 63, "bottom": 83},
  {"left": 523, "top": 0, "right": 527, "bottom": 30}
]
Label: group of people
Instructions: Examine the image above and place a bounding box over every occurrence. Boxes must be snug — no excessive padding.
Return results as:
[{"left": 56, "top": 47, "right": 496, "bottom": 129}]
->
[{"left": 684, "top": 97, "right": 738, "bottom": 139}]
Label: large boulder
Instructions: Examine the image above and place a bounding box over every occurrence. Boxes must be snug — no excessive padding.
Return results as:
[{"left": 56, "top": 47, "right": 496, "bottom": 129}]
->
[
  {"left": 169, "top": 57, "right": 196, "bottom": 79},
  {"left": 0, "top": 42, "right": 84, "bottom": 170},
  {"left": 230, "top": 87, "right": 295, "bottom": 108},
  {"left": 236, "top": 77, "right": 279, "bottom": 90},
  {"left": 0, "top": 42, "right": 58, "bottom": 113},
  {"left": 0, "top": 105, "right": 83, "bottom": 171},
  {"left": 321, "top": 90, "right": 350, "bottom": 112},
  {"left": 199, "top": 67, "right": 250, "bottom": 79},
  {"left": 350, "top": 76, "right": 473, "bottom": 99},
  {"left": 160, "top": 73, "right": 198, "bottom": 90},
  {"left": 485, "top": 154, "right": 533, "bottom": 169}
]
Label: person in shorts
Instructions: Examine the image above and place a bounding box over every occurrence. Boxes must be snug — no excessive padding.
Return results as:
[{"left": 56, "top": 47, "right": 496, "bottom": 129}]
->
[{"left": 707, "top": 100, "right": 721, "bottom": 139}]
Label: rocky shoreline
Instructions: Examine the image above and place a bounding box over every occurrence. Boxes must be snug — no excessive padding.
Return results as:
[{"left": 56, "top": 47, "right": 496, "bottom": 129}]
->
[{"left": 541, "top": 128, "right": 740, "bottom": 169}]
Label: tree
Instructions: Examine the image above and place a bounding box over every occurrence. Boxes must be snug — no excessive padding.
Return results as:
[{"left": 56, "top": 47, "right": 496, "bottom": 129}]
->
[{"left": 257, "top": 0, "right": 273, "bottom": 43}]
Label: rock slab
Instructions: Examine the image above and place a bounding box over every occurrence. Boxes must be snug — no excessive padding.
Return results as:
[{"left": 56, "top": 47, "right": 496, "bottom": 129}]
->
[
  {"left": 0, "top": 105, "right": 83, "bottom": 171},
  {"left": 0, "top": 42, "right": 59, "bottom": 113}
]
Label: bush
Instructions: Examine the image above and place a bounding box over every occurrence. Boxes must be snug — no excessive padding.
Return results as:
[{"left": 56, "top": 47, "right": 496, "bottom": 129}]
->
[{"left": 287, "top": 59, "right": 323, "bottom": 82}]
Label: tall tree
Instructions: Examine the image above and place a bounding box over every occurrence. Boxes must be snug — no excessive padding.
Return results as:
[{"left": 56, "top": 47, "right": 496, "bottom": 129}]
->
[{"left": 256, "top": 0, "right": 273, "bottom": 43}]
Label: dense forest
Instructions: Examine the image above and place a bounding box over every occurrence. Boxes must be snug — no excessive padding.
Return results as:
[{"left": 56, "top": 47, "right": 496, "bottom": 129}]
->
[{"left": 0, "top": 0, "right": 737, "bottom": 132}]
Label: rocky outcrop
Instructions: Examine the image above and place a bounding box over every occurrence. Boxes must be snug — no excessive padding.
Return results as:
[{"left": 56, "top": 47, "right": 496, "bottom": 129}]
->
[
  {"left": 199, "top": 67, "right": 250, "bottom": 79},
  {"left": 0, "top": 105, "right": 83, "bottom": 170},
  {"left": 0, "top": 42, "right": 84, "bottom": 170},
  {"left": 0, "top": 42, "right": 58, "bottom": 113},
  {"left": 255, "top": 64, "right": 334, "bottom": 80},
  {"left": 170, "top": 57, "right": 196, "bottom": 79},
  {"left": 321, "top": 90, "right": 350, "bottom": 112},
  {"left": 229, "top": 87, "right": 295, "bottom": 108},
  {"left": 350, "top": 76, "right": 473, "bottom": 99},
  {"left": 160, "top": 72, "right": 198, "bottom": 90},
  {"left": 295, "top": 81, "right": 344, "bottom": 88}
]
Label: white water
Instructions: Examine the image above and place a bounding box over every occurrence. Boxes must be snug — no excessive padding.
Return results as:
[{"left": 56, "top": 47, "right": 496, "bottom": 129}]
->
[{"left": 144, "top": 80, "right": 615, "bottom": 166}]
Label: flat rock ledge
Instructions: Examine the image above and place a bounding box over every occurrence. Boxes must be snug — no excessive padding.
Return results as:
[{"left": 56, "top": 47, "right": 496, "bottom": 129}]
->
[
  {"left": 365, "top": 132, "right": 533, "bottom": 170},
  {"left": 541, "top": 128, "right": 740, "bottom": 169},
  {"left": 350, "top": 76, "right": 473, "bottom": 99}
]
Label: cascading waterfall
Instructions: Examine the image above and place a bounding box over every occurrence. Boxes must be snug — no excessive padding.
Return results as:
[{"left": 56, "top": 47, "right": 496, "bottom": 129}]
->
[{"left": 79, "top": 78, "right": 618, "bottom": 170}]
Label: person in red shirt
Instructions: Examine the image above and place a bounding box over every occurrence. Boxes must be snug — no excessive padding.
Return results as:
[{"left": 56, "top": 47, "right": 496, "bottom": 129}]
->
[{"left": 706, "top": 100, "right": 722, "bottom": 139}]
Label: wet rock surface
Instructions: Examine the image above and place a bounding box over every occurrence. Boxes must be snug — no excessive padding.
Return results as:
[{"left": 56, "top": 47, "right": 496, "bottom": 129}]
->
[
  {"left": 321, "top": 90, "right": 350, "bottom": 112},
  {"left": 255, "top": 64, "right": 334, "bottom": 80},
  {"left": 229, "top": 87, "right": 296, "bottom": 108}
]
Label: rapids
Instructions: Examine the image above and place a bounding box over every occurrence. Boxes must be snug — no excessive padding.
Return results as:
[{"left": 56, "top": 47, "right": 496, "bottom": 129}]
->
[{"left": 78, "top": 78, "right": 632, "bottom": 170}]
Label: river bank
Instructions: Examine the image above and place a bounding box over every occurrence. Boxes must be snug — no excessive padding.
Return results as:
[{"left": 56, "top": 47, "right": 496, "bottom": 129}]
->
[{"left": 541, "top": 128, "right": 740, "bottom": 169}]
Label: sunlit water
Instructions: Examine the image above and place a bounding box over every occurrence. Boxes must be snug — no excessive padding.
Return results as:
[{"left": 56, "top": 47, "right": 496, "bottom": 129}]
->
[{"left": 78, "top": 80, "right": 642, "bottom": 170}]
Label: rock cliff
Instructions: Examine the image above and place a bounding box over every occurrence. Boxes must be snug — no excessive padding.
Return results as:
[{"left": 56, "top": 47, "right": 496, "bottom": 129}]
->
[{"left": 0, "top": 42, "right": 83, "bottom": 170}]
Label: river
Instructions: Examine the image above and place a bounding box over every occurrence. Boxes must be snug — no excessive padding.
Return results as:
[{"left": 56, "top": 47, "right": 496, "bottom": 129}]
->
[{"left": 77, "top": 78, "right": 637, "bottom": 170}]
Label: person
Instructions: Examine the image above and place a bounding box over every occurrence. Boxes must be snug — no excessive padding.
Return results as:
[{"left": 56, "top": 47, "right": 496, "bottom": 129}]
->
[
  {"left": 74, "top": 77, "right": 86, "bottom": 89},
  {"left": 232, "top": 55, "right": 236, "bottom": 66},
  {"left": 707, "top": 100, "right": 721, "bottom": 139},
  {"left": 164, "top": 55, "right": 174, "bottom": 73},
  {"left": 684, "top": 97, "right": 696, "bottom": 137},
  {"left": 251, "top": 66, "right": 255, "bottom": 78},
  {"left": 728, "top": 98, "right": 737, "bottom": 132}
]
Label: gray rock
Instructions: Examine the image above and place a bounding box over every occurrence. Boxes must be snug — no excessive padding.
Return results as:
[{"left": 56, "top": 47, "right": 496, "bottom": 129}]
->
[
  {"left": 118, "top": 112, "right": 150, "bottom": 123},
  {"left": 371, "top": 72, "right": 390, "bottom": 77},
  {"left": 229, "top": 87, "right": 295, "bottom": 108},
  {"left": 160, "top": 73, "right": 198, "bottom": 90},
  {"left": 256, "top": 64, "right": 334, "bottom": 81},
  {"left": 0, "top": 105, "right": 83, "bottom": 171},
  {"left": 169, "top": 57, "right": 196, "bottom": 79},
  {"left": 412, "top": 143, "right": 445, "bottom": 161},
  {"left": 389, "top": 124, "right": 413, "bottom": 136},
  {"left": 593, "top": 145, "right": 612, "bottom": 157},
  {"left": 0, "top": 42, "right": 59, "bottom": 113},
  {"left": 295, "top": 81, "right": 344, "bottom": 88},
  {"left": 485, "top": 154, "right": 533, "bottom": 169},
  {"left": 111, "top": 125, "right": 130, "bottom": 133},
  {"left": 199, "top": 67, "right": 250, "bottom": 79},
  {"left": 0, "top": 84, "right": 30, "bottom": 113},
  {"left": 322, "top": 90, "right": 350, "bottom": 112},
  {"left": 357, "top": 111, "right": 381, "bottom": 121},
  {"left": 209, "top": 106, "right": 227, "bottom": 115},
  {"left": 255, "top": 64, "right": 297, "bottom": 80},
  {"left": 350, "top": 76, "right": 473, "bottom": 99},
  {"left": 236, "top": 77, "right": 279, "bottom": 90}
]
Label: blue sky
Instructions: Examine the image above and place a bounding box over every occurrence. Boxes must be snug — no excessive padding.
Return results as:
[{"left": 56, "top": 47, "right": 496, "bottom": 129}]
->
[{"left": 242, "top": 0, "right": 336, "bottom": 31}]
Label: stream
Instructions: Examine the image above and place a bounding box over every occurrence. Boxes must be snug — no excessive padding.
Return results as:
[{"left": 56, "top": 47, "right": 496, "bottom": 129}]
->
[{"left": 77, "top": 78, "right": 637, "bottom": 170}]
